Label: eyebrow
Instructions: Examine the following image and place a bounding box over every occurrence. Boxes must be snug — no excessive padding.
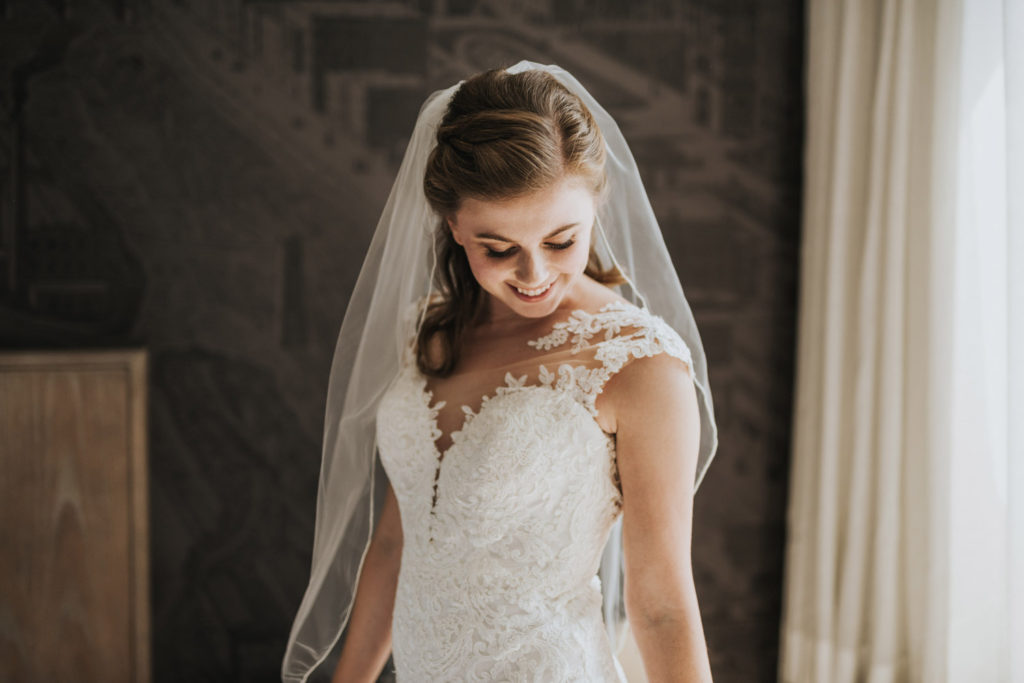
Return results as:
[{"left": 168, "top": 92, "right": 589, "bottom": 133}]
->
[{"left": 474, "top": 223, "right": 578, "bottom": 243}]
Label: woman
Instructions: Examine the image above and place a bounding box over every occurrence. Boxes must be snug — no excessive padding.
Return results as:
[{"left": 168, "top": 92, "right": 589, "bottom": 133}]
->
[{"left": 282, "top": 62, "right": 719, "bottom": 683}]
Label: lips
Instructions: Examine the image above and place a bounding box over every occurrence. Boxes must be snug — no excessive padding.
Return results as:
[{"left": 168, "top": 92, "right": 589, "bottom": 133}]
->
[
  {"left": 515, "top": 283, "right": 551, "bottom": 296},
  {"left": 509, "top": 280, "right": 554, "bottom": 301}
]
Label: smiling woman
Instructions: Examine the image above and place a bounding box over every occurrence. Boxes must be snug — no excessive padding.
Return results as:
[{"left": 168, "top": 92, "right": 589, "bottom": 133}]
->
[
  {"left": 447, "top": 175, "right": 596, "bottom": 316},
  {"left": 282, "top": 62, "right": 720, "bottom": 683},
  {"left": 417, "top": 70, "right": 626, "bottom": 377}
]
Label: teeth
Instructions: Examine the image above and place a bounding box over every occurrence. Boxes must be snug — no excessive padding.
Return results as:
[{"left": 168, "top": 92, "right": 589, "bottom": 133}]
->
[{"left": 515, "top": 282, "right": 552, "bottom": 297}]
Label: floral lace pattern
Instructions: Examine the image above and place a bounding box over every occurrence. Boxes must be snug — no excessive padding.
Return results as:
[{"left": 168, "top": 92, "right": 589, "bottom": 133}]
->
[
  {"left": 530, "top": 301, "right": 694, "bottom": 417},
  {"left": 375, "top": 300, "right": 692, "bottom": 682}
]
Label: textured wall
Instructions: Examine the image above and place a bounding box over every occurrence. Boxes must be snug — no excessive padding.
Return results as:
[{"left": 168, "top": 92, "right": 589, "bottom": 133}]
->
[{"left": 0, "top": 0, "right": 803, "bottom": 681}]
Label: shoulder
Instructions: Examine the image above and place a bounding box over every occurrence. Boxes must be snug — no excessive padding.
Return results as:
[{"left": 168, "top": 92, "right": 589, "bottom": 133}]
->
[
  {"left": 531, "top": 295, "right": 692, "bottom": 363},
  {"left": 591, "top": 301, "right": 694, "bottom": 371},
  {"left": 589, "top": 303, "right": 696, "bottom": 434},
  {"left": 401, "top": 294, "right": 446, "bottom": 367}
]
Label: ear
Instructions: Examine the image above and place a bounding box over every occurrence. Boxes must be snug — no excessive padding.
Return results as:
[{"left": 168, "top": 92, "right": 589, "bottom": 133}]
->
[{"left": 446, "top": 216, "right": 465, "bottom": 246}]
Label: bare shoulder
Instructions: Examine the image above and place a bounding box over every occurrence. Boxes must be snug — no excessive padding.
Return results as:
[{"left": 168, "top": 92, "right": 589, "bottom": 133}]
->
[
  {"left": 600, "top": 348, "right": 701, "bottom": 516},
  {"left": 595, "top": 351, "right": 696, "bottom": 435},
  {"left": 422, "top": 329, "right": 445, "bottom": 368}
]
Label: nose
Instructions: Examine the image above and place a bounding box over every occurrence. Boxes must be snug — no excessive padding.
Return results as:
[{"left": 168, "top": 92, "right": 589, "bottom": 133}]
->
[{"left": 515, "top": 250, "right": 549, "bottom": 286}]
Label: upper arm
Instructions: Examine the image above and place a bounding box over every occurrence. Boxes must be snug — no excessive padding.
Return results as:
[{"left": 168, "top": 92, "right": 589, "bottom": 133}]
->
[
  {"left": 597, "top": 352, "right": 701, "bottom": 619},
  {"left": 373, "top": 478, "right": 404, "bottom": 553}
]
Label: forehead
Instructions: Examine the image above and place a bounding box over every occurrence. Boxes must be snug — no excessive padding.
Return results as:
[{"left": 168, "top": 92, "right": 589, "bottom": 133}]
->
[{"left": 453, "top": 176, "right": 595, "bottom": 236}]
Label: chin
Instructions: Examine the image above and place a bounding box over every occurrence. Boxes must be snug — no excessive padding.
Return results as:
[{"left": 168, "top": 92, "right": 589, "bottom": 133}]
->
[{"left": 506, "top": 300, "right": 560, "bottom": 318}]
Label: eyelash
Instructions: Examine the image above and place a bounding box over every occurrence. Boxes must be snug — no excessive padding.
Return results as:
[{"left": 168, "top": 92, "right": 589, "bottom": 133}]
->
[{"left": 485, "top": 239, "right": 576, "bottom": 259}]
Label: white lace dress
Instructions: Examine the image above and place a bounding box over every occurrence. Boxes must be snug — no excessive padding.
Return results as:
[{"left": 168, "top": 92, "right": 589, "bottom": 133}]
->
[{"left": 376, "top": 300, "right": 693, "bottom": 682}]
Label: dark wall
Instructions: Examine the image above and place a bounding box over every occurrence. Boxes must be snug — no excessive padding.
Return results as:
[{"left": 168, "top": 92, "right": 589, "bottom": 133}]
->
[{"left": 0, "top": 1, "right": 803, "bottom": 681}]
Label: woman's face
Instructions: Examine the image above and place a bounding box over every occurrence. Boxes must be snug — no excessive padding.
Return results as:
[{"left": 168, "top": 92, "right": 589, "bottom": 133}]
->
[{"left": 448, "top": 174, "right": 596, "bottom": 320}]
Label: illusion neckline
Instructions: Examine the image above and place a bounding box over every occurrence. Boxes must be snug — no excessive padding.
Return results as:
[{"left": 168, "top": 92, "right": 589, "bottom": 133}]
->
[
  {"left": 413, "top": 299, "right": 638, "bottom": 460},
  {"left": 479, "top": 299, "right": 634, "bottom": 340}
]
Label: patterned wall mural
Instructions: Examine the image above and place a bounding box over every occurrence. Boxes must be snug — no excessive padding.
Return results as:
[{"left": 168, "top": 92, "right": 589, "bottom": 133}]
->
[{"left": 1, "top": 0, "right": 803, "bottom": 681}]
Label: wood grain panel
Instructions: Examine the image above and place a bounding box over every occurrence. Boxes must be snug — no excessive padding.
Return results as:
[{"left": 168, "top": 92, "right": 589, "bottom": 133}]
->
[{"left": 0, "top": 350, "right": 149, "bottom": 683}]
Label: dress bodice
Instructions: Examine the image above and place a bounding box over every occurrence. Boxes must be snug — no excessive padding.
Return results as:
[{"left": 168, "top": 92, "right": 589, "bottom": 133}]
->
[{"left": 375, "top": 300, "right": 693, "bottom": 682}]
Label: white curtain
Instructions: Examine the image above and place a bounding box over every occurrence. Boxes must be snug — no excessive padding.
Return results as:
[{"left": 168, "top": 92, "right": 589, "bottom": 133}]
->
[{"left": 779, "top": 0, "right": 1023, "bottom": 681}]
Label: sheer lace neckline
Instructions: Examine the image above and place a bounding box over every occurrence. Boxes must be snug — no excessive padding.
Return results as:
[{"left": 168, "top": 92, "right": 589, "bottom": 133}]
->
[{"left": 414, "top": 299, "right": 637, "bottom": 457}]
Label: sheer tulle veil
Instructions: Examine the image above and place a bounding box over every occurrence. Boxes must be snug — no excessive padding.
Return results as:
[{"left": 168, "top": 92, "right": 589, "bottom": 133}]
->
[{"left": 281, "top": 61, "right": 718, "bottom": 682}]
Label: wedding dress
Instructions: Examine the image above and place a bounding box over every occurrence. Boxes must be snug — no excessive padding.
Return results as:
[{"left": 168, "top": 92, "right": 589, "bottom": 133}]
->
[{"left": 375, "top": 299, "right": 694, "bottom": 682}]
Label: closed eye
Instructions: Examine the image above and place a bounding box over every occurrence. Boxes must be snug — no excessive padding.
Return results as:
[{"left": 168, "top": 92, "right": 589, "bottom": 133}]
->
[{"left": 484, "top": 239, "right": 576, "bottom": 259}]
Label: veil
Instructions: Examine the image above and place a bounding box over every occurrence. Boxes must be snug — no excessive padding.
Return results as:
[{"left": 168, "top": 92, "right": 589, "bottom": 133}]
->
[{"left": 282, "top": 61, "right": 718, "bottom": 682}]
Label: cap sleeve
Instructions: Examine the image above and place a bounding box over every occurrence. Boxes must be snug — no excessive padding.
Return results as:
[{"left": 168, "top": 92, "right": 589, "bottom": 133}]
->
[
  {"left": 529, "top": 301, "right": 693, "bottom": 418},
  {"left": 588, "top": 311, "right": 693, "bottom": 413}
]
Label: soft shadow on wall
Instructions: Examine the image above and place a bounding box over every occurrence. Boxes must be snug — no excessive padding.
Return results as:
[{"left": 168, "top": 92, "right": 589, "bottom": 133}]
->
[{"left": 0, "top": 0, "right": 803, "bottom": 681}]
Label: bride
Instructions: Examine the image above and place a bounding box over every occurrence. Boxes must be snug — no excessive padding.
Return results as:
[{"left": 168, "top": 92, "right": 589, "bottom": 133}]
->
[{"left": 282, "top": 62, "right": 719, "bottom": 682}]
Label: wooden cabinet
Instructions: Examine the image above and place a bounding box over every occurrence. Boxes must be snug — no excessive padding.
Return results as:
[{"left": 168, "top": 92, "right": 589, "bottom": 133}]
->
[{"left": 0, "top": 350, "right": 150, "bottom": 683}]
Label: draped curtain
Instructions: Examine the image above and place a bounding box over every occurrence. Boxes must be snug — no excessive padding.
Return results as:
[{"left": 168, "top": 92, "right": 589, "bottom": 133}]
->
[{"left": 780, "top": 0, "right": 1022, "bottom": 680}]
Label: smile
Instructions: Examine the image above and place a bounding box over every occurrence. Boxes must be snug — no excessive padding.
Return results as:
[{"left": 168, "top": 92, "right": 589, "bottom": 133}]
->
[
  {"left": 509, "top": 281, "right": 554, "bottom": 301},
  {"left": 515, "top": 282, "right": 552, "bottom": 296}
]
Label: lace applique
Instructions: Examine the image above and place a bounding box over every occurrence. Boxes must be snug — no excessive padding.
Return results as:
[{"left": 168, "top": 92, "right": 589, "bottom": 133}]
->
[
  {"left": 532, "top": 300, "right": 693, "bottom": 416},
  {"left": 466, "top": 370, "right": 529, "bottom": 416},
  {"left": 420, "top": 371, "right": 536, "bottom": 519},
  {"left": 528, "top": 301, "right": 631, "bottom": 352}
]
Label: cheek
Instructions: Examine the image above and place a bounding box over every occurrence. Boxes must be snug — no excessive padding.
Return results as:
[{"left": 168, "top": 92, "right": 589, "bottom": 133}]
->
[
  {"left": 564, "top": 245, "right": 590, "bottom": 273},
  {"left": 563, "top": 234, "right": 593, "bottom": 273},
  {"left": 464, "top": 253, "right": 507, "bottom": 284}
]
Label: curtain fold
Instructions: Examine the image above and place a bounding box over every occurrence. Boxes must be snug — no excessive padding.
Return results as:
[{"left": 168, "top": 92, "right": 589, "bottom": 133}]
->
[
  {"left": 1007, "top": 2, "right": 1024, "bottom": 675},
  {"left": 780, "top": 0, "right": 1022, "bottom": 681}
]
